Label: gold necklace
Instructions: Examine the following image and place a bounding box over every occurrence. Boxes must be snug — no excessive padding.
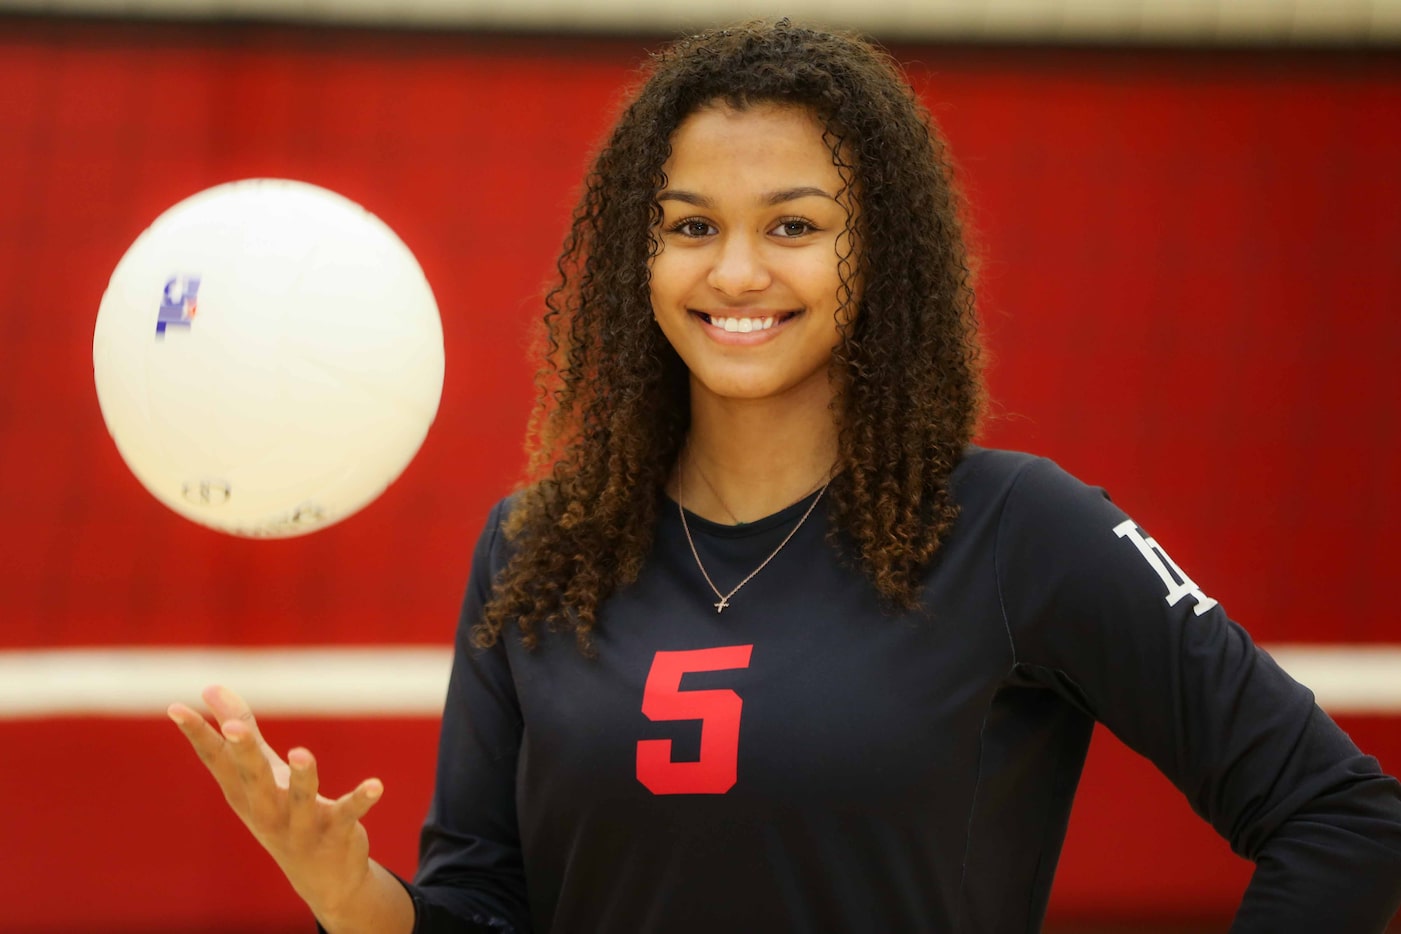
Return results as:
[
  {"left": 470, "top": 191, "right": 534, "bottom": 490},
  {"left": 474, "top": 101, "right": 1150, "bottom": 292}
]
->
[
  {"left": 678, "top": 456, "right": 831, "bottom": 613},
  {"left": 690, "top": 456, "right": 746, "bottom": 525}
]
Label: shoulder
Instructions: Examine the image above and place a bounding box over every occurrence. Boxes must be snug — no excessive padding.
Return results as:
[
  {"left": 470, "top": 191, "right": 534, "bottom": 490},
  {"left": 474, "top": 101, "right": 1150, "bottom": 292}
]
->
[
  {"left": 971, "top": 448, "right": 1222, "bottom": 655},
  {"left": 946, "top": 447, "right": 1145, "bottom": 611},
  {"left": 948, "top": 445, "right": 1109, "bottom": 528},
  {"left": 468, "top": 492, "right": 526, "bottom": 579}
]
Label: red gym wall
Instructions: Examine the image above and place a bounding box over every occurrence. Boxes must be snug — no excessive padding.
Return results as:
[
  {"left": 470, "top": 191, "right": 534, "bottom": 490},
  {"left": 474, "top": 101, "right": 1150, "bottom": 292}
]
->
[{"left": 1, "top": 17, "right": 1398, "bottom": 932}]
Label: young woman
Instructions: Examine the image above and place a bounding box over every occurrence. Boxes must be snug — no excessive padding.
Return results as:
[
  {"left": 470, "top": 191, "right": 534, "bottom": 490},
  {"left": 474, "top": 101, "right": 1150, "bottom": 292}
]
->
[{"left": 170, "top": 19, "right": 1401, "bottom": 933}]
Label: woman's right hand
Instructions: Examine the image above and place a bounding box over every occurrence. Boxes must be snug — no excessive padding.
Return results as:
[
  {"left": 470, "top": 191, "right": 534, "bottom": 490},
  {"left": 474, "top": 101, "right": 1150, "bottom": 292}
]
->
[{"left": 168, "top": 684, "right": 386, "bottom": 924}]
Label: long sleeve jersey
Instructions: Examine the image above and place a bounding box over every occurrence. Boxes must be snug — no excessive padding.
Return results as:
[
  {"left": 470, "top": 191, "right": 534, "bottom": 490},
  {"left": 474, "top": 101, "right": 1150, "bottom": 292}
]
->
[{"left": 402, "top": 448, "right": 1401, "bottom": 932}]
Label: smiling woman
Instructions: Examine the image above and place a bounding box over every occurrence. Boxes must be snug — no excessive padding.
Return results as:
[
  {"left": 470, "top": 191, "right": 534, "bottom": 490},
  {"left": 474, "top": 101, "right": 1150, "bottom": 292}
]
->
[
  {"left": 480, "top": 22, "right": 984, "bottom": 647},
  {"left": 167, "top": 18, "right": 1401, "bottom": 934},
  {"left": 649, "top": 103, "right": 852, "bottom": 498}
]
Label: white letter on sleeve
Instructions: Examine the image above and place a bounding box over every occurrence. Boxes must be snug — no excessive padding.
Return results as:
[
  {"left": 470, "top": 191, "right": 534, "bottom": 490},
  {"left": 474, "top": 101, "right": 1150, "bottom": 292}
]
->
[{"left": 1112, "top": 520, "right": 1219, "bottom": 616}]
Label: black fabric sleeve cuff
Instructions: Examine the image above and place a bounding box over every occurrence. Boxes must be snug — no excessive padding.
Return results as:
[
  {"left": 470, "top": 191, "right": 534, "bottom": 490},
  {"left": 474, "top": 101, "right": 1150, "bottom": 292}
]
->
[{"left": 313, "top": 869, "right": 517, "bottom": 934}]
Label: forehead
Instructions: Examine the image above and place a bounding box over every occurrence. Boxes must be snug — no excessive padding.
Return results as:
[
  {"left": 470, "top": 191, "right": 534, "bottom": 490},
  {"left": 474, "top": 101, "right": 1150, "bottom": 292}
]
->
[{"left": 661, "top": 103, "right": 842, "bottom": 191}]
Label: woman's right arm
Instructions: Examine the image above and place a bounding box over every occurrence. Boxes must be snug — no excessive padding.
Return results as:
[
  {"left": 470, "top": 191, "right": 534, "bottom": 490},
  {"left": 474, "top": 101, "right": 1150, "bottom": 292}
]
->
[
  {"left": 411, "top": 500, "right": 532, "bottom": 930},
  {"left": 168, "top": 501, "right": 528, "bottom": 933},
  {"left": 168, "top": 684, "right": 415, "bottom": 934}
]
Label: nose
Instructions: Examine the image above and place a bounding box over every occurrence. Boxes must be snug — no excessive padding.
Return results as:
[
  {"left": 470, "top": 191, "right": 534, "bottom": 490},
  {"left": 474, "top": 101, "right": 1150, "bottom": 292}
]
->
[{"left": 706, "top": 232, "right": 771, "bottom": 296}]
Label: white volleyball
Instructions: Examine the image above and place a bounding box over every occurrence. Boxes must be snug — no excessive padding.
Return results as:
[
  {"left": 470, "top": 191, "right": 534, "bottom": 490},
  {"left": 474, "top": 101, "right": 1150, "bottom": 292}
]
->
[{"left": 92, "top": 179, "right": 444, "bottom": 538}]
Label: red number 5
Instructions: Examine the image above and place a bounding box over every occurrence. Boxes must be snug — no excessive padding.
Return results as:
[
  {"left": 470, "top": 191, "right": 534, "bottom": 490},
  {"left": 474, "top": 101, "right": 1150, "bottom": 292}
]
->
[{"left": 636, "top": 645, "right": 754, "bottom": 795}]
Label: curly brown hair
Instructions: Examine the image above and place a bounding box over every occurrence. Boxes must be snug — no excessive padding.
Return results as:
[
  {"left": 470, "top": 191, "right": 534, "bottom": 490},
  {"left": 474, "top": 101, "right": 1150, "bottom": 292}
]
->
[{"left": 477, "top": 18, "right": 982, "bottom": 652}]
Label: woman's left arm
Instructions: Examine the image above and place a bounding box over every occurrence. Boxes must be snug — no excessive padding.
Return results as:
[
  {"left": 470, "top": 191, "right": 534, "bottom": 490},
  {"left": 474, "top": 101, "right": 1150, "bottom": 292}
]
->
[{"left": 995, "top": 458, "right": 1401, "bottom": 933}]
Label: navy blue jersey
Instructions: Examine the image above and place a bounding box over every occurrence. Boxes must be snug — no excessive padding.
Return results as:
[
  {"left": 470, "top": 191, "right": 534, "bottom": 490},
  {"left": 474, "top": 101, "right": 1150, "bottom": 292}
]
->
[{"left": 405, "top": 448, "right": 1401, "bottom": 932}]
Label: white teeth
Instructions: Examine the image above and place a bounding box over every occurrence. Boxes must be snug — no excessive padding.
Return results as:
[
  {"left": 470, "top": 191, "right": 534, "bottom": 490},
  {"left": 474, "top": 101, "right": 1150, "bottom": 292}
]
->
[{"left": 709, "top": 316, "right": 775, "bottom": 333}]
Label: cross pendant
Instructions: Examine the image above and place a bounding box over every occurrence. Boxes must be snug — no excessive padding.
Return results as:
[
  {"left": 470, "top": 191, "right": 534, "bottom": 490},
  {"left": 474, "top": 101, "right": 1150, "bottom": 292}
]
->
[{"left": 714, "top": 597, "right": 730, "bottom": 613}]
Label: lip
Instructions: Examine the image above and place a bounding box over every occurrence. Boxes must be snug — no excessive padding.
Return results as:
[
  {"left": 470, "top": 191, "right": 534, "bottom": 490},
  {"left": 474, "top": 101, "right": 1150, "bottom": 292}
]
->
[{"left": 690, "top": 309, "right": 801, "bottom": 345}]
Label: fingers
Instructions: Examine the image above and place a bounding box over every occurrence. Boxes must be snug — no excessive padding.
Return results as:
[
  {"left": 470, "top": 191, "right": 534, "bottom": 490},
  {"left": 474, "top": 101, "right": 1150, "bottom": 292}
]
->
[
  {"left": 170, "top": 692, "right": 381, "bottom": 848},
  {"left": 332, "top": 778, "right": 385, "bottom": 830},
  {"left": 168, "top": 702, "right": 237, "bottom": 778},
  {"left": 222, "top": 715, "right": 282, "bottom": 826},
  {"left": 203, "top": 684, "right": 260, "bottom": 737},
  {"left": 204, "top": 685, "right": 286, "bottom": 779},
  {"left": 169, "top": 689, "right": 280, "bottom": 825},
  {"left": 288, "top": 748, "right": 383, "bottom": 848},
  {"left": 197, "top": 684, "right": 285, "bottom": 787},
  {"left": 287, "top": 747, "right": 320, "bottom": 838}
]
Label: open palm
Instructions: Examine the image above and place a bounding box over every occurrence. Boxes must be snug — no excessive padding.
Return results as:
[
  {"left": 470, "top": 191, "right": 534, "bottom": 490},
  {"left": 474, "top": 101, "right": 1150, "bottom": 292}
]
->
[{"left": 169, "top": 684, "right": 383, "bottom": 921}]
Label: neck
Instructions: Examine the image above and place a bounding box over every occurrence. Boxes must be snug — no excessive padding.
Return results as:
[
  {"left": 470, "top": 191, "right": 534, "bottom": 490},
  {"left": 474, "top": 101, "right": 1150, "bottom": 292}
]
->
[{"left": 675, "top": 391, "right": 839, "bottom": 524}]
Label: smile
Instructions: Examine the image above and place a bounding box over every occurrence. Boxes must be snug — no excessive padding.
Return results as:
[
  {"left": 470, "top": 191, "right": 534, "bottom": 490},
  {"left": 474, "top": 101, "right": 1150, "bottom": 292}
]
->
[{"left": 694, "top": 310, "right": 799, "bottom": 334}]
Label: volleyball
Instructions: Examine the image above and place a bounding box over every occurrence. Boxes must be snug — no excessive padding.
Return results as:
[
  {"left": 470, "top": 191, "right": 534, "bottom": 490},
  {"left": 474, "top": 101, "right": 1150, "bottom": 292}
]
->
[{"left": 92, "top": 179, "right": 445, "bottom": 538}]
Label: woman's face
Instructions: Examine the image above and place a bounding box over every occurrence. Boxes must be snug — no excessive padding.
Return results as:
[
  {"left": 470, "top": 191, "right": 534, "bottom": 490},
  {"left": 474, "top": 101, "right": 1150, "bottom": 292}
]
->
[{"left": 649, "top": 102, "right": 854, "bottom": 412}]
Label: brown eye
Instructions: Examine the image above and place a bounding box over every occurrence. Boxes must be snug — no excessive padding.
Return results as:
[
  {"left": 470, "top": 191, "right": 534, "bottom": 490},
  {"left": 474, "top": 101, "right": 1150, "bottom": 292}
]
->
[
  {"left": 772, "top": 219, "right": 815, "bottom": 238},
  {"left": 669, "top": 218, "right": 716, "bottom": 238}
]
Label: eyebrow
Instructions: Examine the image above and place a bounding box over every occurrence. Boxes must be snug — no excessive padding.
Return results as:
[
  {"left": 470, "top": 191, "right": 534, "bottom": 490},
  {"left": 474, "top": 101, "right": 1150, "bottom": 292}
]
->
[{"left": 656, "top": 186, "right": 837, "bottom": 208}]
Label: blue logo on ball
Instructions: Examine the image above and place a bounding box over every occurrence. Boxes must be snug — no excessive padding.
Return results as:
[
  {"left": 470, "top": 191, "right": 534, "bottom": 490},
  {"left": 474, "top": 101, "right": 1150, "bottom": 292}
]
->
[{"left": 155, "top": 275, "right": 200, "bottom": 336}]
